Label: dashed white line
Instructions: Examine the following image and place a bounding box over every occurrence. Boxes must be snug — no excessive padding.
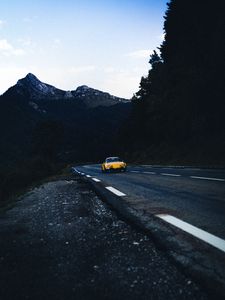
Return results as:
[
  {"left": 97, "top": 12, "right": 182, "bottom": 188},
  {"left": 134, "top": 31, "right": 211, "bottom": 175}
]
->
[
  {"left": 190, "top": 176, "right": 225, "bottom": 182},
  {"left": 130, "top": 171, "right": 140, "bottom": 173},
  {"left": 105, "top": 186, "right": 126, "bottom": 196},
  {"left": 156, "top": 214, "right": 225, "bottom": 253},
  {"left": 161, "top": 173, "right": 181, "bottom": 177},
  {"left": 86, "top": 175, "right": 91, "bottom": 178},
  {"left": 141, "top": 165, "right": 153, "bottom": 167},
  {"left": 143, "top": 171, "right": 156, "bottom": 175},
  {"left": 92, "top": 178, "right": 101, "bottom": 182}
]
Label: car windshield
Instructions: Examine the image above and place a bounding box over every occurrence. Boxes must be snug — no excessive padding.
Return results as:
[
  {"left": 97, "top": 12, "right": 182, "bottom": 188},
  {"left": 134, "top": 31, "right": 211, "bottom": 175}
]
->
[{"left": 106, "top": 157, "right": 121, "bottom": 163}]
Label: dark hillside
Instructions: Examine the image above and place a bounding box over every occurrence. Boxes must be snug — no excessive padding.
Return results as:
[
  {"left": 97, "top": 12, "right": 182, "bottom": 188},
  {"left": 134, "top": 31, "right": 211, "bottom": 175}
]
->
[
  {"left": 0, "top": 75, "right": 130, "bottom": 203},
  {"left": 119, "top": 0, "right": 225, "bottom": 166}
]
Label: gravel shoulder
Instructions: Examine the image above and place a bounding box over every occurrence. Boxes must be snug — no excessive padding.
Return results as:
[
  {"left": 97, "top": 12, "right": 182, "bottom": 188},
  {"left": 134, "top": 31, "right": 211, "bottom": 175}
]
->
[{"left": 0, "top": 175, "right": 209, "bottom": 300}]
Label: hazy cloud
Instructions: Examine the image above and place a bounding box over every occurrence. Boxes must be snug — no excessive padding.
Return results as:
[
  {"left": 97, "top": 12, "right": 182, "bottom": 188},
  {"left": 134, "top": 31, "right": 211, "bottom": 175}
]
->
[
  {"left": 22, "top": 16, "right": 38, "bottom": 23},
  {"left": 0, "top": 20, "right": 5, "bottom": 28},
  {"left": 102, "top": 69, "right": 143, "bottom": 98},
  {"left": 0, "top": 39, "right": 25, "bottom": 56},
  {"left": 126, "top": 49, "right": 153, "bottom": 59},
  {"left": 69, "top": 65, "right": 96, "bottom": 74},
  {"left": 104, "top": 67, "right": 116, "bottom": 73}
]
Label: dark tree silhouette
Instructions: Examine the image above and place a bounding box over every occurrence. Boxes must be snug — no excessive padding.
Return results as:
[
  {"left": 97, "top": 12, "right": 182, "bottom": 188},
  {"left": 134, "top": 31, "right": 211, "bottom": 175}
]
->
[{"left": 121, "top": 0, "right": 225, "bottom": 165}]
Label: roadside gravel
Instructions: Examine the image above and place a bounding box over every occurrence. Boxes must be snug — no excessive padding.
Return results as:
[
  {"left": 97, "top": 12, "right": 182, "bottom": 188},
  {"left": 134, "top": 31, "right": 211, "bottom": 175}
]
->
[{"left": 0, "top": 176, "right": 209, "bottom": 300}]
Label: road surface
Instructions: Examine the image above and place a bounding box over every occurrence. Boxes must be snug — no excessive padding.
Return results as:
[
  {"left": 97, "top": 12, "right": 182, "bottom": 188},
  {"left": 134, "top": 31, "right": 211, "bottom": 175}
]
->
[
  {"left": 74, "top": 164, "right": 225, "bottom": 297},
  {"left": 0, "top": 175, "right": 209, "bottom": 300},
  {"left": 75, "top": 164, "right": 225, "bottom": 241}
]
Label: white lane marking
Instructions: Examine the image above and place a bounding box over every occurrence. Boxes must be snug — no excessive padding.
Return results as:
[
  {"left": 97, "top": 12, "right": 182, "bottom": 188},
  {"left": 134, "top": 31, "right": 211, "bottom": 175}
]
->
[
  {"left": 105, "top": 186, "right": 126, "bottom": 196},
  {"left": 82, "top": 165, "right": 100, "bottom": 170},
  {"left": 130, "top": 171, "right": 140, "bottom": 173},
  {"left": 156, "top": 214, "right": 225, "bottom": 253},
  {"left": 92, "top": 178, "right": 101, "bottom": 182},
  {"left": 161, "top": 173, "right": 181, "bottom": 177},
  {"left": 86, "top": 175, "right": 91, "bottom": 178},
  {"left": 141, "top": 165, "right": 153, "bottom": 167},
  {"left": 81, "top": 173, "right": 85, "bottom": 175},
  {"left": 190, "top": 176, "right": 225, "bottom": 182},
  {"left": 143, "top": 171, "right": 156, "bottom": 175}
]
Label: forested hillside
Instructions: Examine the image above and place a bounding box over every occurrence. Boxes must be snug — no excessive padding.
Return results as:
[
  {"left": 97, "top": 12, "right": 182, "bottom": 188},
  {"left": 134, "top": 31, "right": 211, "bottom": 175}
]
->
[
  {"left": 0, "top": 74, "right": 130, "bottom": 203},
  {"left": 119, "top": 0, "right": 225, "bottom": 166}
]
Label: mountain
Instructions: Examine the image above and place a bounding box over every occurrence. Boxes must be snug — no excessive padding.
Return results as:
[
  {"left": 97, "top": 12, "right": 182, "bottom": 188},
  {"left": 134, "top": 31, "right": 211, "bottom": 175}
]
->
[
  {"left": 4, "top": 73, "right": 129, "bottom": 108},
  {"left": 0, "top": 73, "right": 131, "bottom": 168}
]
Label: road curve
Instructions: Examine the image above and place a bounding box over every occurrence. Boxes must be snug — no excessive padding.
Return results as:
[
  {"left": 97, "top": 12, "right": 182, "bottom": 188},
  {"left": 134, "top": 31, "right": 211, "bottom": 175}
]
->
[
  {"left": 73, "top": 164, "right": 225, "bottom": 297},
  {"left": 75, "top": 164, "right": 225, "bottom": 241}
]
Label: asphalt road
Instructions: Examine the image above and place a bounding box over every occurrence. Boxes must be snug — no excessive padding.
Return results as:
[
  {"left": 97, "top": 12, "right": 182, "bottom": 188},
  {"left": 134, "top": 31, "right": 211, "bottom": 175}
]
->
[
  {"left": 75, "top": 164, "right": 225, "bottom": 242},
  {"left": 0, "top": 176, "right": 209, "bottom": 300},
  {"left": 74, "top": 164, "right": 225, "bottom": 296}
]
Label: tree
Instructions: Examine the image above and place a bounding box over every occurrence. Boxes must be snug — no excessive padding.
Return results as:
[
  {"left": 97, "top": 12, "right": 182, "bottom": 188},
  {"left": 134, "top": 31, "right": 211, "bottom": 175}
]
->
[
  {"left": 32, "top": 120, "right": 64, "bottom": 160},
  {"left": 120, "top": 0, "right": 225, "bottom": 164}
]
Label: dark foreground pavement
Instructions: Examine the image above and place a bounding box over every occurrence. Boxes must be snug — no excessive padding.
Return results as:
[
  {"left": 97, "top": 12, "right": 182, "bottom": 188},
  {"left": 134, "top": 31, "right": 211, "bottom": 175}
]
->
[{"left": 0, "top": 176, "right": 209, "bottom": 300}]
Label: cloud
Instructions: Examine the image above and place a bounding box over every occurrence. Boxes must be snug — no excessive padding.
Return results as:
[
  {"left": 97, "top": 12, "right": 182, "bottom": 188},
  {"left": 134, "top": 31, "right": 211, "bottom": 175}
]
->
[
  {"left": 0, "top": 20, "right": 5, "bottom": 28},
  {"left": 0, "top": 39, "right": 25, "bottom": 56},
  {"left": 126, "top": 49, "right": 153, "bottom": 59},
  {"left": 51, "top": 38, "right": 61, "bottom": 49},
  {"left": 104, "top": 67, "right": 115, "bottom": 73},
  {"left": 18, "top": 38, "right": 33, "bottom": 47},
  {"left": 101, "top": 69, "right": 144, "bottom": 98},
  {"left": 22, "top": 16, "right": 38, "bottom": 23},
  {"left": 54, "top": 38, "right": 61, "bottom": 45},
  {"left": 69, "top": 65, "right": 96, "bottom": 74}
]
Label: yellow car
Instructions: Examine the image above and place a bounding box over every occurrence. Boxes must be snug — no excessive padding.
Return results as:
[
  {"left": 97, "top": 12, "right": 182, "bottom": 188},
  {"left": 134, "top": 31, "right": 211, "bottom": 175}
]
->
[{"left": 102, "top": 157, "right": 127, "bottom": 173}]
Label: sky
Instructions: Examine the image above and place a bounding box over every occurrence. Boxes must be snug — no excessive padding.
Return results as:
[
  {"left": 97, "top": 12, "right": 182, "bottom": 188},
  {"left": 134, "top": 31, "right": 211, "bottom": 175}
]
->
[{"left": 0, "top": 0, "right": 168, "bottom": 98}]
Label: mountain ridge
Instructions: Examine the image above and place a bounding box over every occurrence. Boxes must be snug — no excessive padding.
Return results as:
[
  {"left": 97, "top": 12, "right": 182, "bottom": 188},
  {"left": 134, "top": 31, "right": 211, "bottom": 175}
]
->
[
  {"left": 0, "top": 72, "right": 131, "bottom": 167},
  {"left": 3, "top": 73, "right": 129, "bottom": 108}
]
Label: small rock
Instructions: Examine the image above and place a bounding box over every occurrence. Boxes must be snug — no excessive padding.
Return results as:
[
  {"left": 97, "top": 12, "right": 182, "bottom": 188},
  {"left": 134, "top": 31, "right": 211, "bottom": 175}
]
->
[{"left": 133, "top": 241, "right": 139, "bottom": 245}]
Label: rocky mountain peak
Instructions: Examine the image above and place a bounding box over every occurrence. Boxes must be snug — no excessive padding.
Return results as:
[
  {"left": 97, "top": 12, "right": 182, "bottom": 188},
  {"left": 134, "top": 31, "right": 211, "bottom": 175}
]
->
[
  {"left": 5, "top": 73, "right": 130, "bottom": 106},
  {"left": 17, "top": 73, "right": 42, "bottom": 87},
  {"left": 16, "top": 73, "right": 65, "bottom": 100}
]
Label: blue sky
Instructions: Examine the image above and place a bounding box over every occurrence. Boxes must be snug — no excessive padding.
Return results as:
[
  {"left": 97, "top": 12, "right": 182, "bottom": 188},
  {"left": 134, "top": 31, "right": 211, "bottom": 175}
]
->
[{"left": 0, "top": 0, "right": 167, "bottom": 98}]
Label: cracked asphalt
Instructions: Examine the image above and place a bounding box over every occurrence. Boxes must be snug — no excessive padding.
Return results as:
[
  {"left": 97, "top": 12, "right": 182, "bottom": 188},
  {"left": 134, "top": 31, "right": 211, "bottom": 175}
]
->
[{"left": 0, "top": 176, "right": 210, "bottom": 300}]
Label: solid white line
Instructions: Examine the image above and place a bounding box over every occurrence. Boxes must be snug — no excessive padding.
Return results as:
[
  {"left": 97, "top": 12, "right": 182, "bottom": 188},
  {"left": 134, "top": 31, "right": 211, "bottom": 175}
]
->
[
  {"left": 161, "top": 173, "right": 181, "bottom": 177},
  {"left": 86, "top": 175, "right": 91, "bottom": 178},
  {"left": 156, "top": 214, "right": 225, "bottom": 253},
  {"left": 92, "top": 178, "right": 101, "bottom": 182},
  {"left": 190, "top": 176, "right": 225, "bottom": 182},
  {"left": 105, "top": 186, "right": 126, "bottom": 196},
  {"left": 143, "top": 171, "right": 156, "bottom": 175}
]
